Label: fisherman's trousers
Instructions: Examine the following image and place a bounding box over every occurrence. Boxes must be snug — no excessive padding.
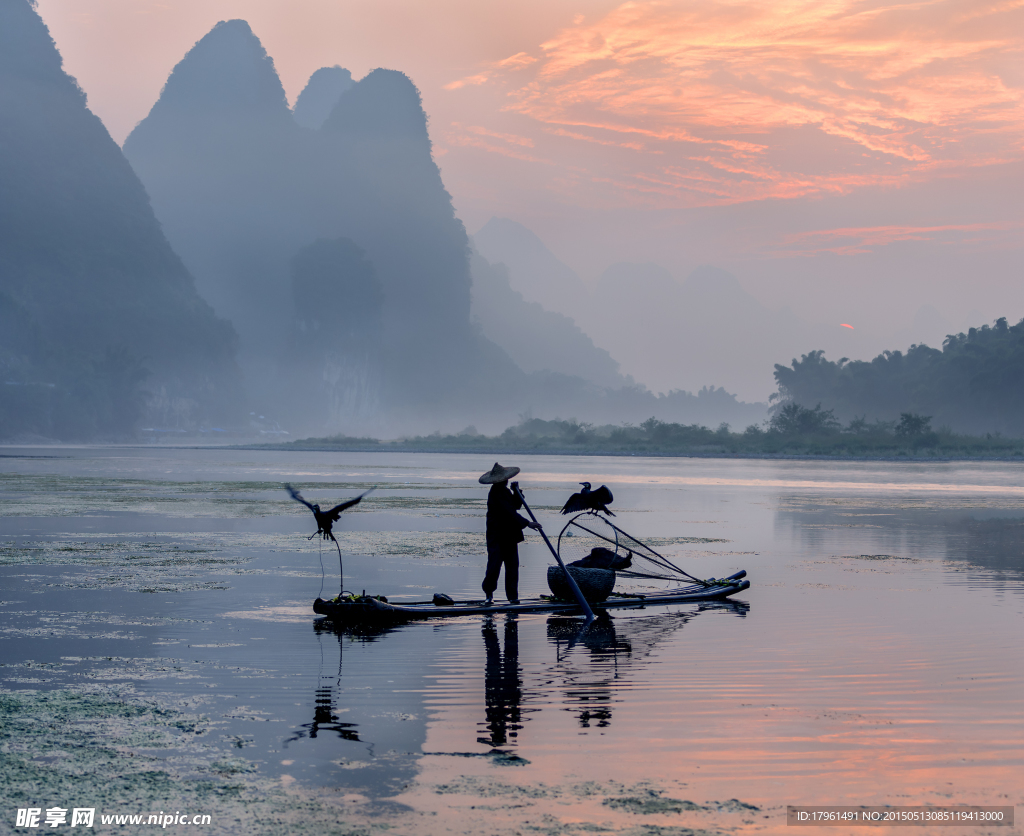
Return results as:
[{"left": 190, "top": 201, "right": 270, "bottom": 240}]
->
[{"left": 482, "top": 540, "right": 519, "bottom": 601}]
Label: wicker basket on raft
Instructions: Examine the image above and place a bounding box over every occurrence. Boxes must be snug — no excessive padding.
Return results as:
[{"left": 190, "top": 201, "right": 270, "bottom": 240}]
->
[
  {"left": 546, "top": 565, "right": 615, "bottom": 603},
  {"left": 547, "top": 545, "right": 633, "bottom": 603}
]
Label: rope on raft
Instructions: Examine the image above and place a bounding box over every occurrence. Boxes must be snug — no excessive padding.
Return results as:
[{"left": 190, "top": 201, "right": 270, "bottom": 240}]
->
[{"left": 566, "top": 515, "right": 708, "bottom": 586}]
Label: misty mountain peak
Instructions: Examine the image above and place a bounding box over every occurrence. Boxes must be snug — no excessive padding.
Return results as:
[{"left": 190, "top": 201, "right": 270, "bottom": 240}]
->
[
  {"left": 1, "top": 0, "right": 241, "bottom": 437},
  {"left": 475, "top": 218, "right": 558, "bottom": 264},
  {"left": 0, "top": 0, "right": 79, "bottom": 94},
  {"left": 293, "top": 66, "right": 353, "bottom": 129},
  {"left": 321, "top": 68, "right": 428, "bottom": 142},
  {"left": 472, "top": 217, "right": 584, "bottom": 315},
  {"left": 599, "top": 262, "right": 678, "bottom": 293},
  {"left": 684, "top": 265, "right": 746, "bottom": 298},
  {"left": 152, "top": 19, "right": 289, "bottom": 116}
]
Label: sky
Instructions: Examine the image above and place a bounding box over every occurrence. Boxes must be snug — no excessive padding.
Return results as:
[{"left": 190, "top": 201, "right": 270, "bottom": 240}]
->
[{"left": 37, "top": 0, "right": 1024, "bottom": 371}]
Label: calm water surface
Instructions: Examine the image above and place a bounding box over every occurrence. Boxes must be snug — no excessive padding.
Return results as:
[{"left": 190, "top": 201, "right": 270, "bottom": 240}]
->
[{"left": 1, "top": 448, "right": 1021, "bottom": 835}]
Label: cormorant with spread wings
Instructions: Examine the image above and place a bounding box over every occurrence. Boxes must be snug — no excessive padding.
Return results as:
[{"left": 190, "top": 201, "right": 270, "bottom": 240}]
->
[
  {"left": 286, "top": 484, "right": 373, "bottom": 543},
  {"left": 560, "top": 482, "right": 615, "bottom": 516},
  {"left": 286, "top": 484, "right": 374, "bottom": 596}
]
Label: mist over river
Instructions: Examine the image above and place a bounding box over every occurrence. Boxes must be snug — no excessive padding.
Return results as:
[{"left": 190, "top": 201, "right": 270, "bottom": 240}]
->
[{"left": 2, "top": 448, "right": 1021, "bottom": 835}]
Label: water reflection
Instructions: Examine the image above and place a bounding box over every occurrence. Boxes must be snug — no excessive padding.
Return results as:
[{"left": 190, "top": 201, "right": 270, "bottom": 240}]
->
[
  {"left": 776, "top": 496, "right": 1024, "bottom": 586},
  {"left": 288, "top": 619, "right": 406, "bottom": 746},
  {"left": 306, "top": 685, "right": 360, "bottom": 741},
  {"left": 954, "top": 516, "right": 1024, "bottom": 578},
  {"left": 547, "top": 615, "right": 628, "bottom": 729},
  {"left": 293, "top": 602, "right": 751, "bottom": 758},
  {"left": 544, "top": 602, "right": 750, "bottom": 733},
  {"left": 478, "top": 615, "right": 528, "bottom": 747}
]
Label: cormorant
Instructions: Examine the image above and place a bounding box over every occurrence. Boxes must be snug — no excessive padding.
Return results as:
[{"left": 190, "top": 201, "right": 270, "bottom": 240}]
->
[
  {"left": 560, "top": 482, "right": 615, "bottom": 515},
  {"left": 286, "top": 484, "right": 374, "bottom": 596},
  {"left": 286, "top": 484, "right": 373, "bottom": 542},
  {"left": 568, "top": 546, "right": 632, "bottom": 570}
]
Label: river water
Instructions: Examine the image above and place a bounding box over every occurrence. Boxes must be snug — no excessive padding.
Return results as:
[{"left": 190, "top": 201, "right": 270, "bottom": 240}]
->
[{"left": 1, "top": 448, "right": 1021, "bottom": 835}]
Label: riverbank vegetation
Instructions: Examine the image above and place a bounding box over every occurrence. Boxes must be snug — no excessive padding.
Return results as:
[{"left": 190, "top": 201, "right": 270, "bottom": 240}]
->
[{"left": 277, "top": 406, "right": 1024, "bottom": 459}]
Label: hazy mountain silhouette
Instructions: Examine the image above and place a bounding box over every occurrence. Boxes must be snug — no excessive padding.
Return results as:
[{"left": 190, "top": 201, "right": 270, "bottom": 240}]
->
[
  {"left": 473, "top": 217, "right": 867, "bottom": 401},
  {"left": 125, "top": 24, "right": 529, "bottom": 433},
  {"left": 468, "top": 250, "right": 767, "bottom": 428},
  {"left": 473, "top": 217, "right": 585, "bottom": 315},
  {"left": 123, "top": 19, "right": 301, "bottom": 384},
  {"left": 293, "top": 66, "right": 353, "bottom": 129},
  {"left": 586, "top": 262, "right": 842, "bottom": 400},
  {"left": 120, "top": 21, "right": 768, "bottom": 435},
  {"left": 305, "top": 65, "right": 534, "bottom": 429},
  {"left": 0, "top": 0, "right": 240, "bottom": 440},
  {"left": 314, "top": 69, "right": 482, "bottom": 383},
  {"left": 287, "top": 237, "right": 383, "bottom": 428},
  {"left": 470, "top": 252, "right": 627, "bottom": 389}
]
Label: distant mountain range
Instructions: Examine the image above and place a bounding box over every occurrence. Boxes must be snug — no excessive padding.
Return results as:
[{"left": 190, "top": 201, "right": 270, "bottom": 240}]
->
[
  {"left": 0, "top": 6, "right": 775, "bottom": 440},
  {"left": 122, "top": 20, "right": 532, "bottom": 434},
  {"left": 120, "top": 19, "right": 768, "bottom": 435},
  {"left": 11, "top": 3, "right": 1019, "bottom": 441},
  {"left": 472, "top": 217, "right": 855, "bottom": 403}
]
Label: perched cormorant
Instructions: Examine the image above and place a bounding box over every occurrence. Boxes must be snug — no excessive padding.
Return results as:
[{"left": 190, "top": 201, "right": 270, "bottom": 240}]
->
[
  {"left": 568, "top": 546, "right": 632, "bottom": 570},
  {"left": 560, "top": 482, "right": 615, "bottom": 515}
]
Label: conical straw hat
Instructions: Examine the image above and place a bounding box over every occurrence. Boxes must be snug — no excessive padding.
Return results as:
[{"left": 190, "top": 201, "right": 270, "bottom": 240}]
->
[{"left": 479, "top": 462, "right": 520, "bottom": 484}]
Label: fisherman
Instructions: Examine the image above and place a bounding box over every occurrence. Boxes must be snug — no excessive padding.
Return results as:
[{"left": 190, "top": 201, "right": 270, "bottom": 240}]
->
[{"left": 479, "top": 462, "right": 540, "bottom": 605}]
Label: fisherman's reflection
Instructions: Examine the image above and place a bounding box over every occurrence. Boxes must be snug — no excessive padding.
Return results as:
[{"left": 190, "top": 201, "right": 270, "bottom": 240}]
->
[{"left": 478, "top": 614, "right": 524, "bottom": 747}]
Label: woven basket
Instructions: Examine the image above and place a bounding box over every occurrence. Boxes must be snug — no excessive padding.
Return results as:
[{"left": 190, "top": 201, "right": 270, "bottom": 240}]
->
[{"left": 546, "top": 565, "right": 615, "bottom": 603}]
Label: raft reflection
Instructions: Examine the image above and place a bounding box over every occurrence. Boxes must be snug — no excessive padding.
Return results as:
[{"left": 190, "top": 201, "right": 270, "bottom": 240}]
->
[
  {"left": 544, "top": 601, "right": 749, "bottom": 732},
  {"left": 298, "top": 601, "right": 750, "bottom": 757}
]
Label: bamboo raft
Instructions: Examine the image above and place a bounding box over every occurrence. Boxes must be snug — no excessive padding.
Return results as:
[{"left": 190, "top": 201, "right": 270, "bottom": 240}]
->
[
  {"left": 311, "top": 488, "right": 751, "bottom": 626},
  {"left": 314, "top": 570, "right": 749, "bottom": 624}
]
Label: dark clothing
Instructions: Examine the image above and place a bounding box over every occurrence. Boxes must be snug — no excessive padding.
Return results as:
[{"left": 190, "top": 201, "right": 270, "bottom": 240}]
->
[
  {"left": 483, "top": 483, "right": 530, "bottom": 600},
  {"left": 483, "top": 540, "right": 520, "bottom": 600},
  {"left": 486, "top": 484, "right": 529, "bottom": 545}
]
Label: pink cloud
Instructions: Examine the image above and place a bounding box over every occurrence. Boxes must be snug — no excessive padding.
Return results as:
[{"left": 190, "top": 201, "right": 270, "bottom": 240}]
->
[
  {"left": 461, "top": 0, "right": 1024, "bottom": 207},
  {"left": 770, "top": 221, "right": 1024, "bottom": 256}
]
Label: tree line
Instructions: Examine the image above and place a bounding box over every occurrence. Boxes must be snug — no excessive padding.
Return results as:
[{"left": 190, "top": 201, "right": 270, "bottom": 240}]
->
[{"left": 773, "top": 317, "right": 1024, "bottom": 437}]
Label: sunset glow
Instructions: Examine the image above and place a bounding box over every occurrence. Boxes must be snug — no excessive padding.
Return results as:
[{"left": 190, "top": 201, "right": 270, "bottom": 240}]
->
[
  {"left": 446, "top": 0, "right": 1024, "bottom": 207},
  {"left": 770, "top": 221, "right": 1024, "bottom": 257},
  {"left": 32, "top": 0, "right": 1024, "bottom": 353}
]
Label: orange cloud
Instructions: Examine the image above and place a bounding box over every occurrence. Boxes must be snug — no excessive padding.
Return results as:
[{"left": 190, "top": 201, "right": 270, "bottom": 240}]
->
[
  {"left": 770, "top": 221, "right": 1024, "bottom": 256},
  {"left": 466, "top": 125, "right": 535, "bottom": 147},
  {"left": 457, "top": 0, "right": 1024, "bottom": 207},
  {"left": 441, "top": 127, "right": 553, "bottom": 165}
]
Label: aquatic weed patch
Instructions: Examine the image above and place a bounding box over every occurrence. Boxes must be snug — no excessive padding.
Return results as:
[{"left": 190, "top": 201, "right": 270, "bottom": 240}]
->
[
  {"left": 0, "top": 532, "right": 301, "bottom": 592},
  {"left": 366, "top": 495, "right": 483, "bottom": 512},
  {"left": 604, "top": 791, "right": 707, "bottom": 814},
  {"left": 338, "top": 530, "right": 485, "bottom": 560},
  {"left": 840, "top": 554, "right": 919, "bottom": 562},
  {"left": 0, "top": 537, "right": 226, "bottom": 567},
  {"left": 0, "top": 687, "right": 398, "bottom": 835},
  {"left": 0, "top": 473, "right": 374, "bottom": 519},
  {"left": 417, "top": 778, "right": 743, "bottom": 836},
  {"left": 0, "top": 472, "right": 479, "bottom": 519}
]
